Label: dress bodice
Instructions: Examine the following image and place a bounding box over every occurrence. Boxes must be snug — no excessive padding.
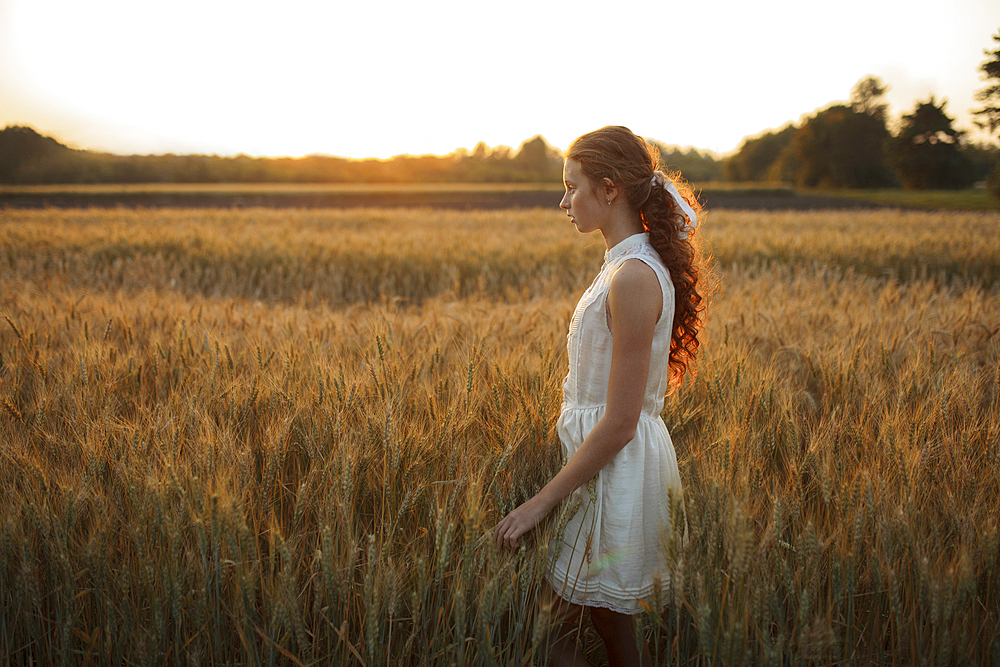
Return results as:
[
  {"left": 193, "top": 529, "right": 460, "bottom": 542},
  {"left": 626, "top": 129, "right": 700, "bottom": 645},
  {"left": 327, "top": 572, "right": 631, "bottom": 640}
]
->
[{"left": 562, "top": 233, "right": 675, "bottom": 417}]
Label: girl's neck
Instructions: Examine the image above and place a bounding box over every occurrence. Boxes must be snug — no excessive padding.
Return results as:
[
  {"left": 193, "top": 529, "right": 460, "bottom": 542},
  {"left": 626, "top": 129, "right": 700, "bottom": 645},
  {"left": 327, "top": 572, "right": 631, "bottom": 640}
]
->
[{"left": 600, "top": 211, "right": 645, "bottom": 250}]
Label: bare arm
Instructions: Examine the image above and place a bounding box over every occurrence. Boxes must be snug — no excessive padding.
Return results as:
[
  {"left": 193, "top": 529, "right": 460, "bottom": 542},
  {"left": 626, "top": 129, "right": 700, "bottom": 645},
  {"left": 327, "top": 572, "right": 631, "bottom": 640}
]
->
[{"left": 494, "top": 259, "right": 662, "bottom": 550}]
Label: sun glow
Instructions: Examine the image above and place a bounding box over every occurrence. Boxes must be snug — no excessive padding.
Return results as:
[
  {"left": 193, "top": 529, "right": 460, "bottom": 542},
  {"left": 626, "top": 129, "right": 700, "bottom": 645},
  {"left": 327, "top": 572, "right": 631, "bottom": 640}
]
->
[{"left": 1, "top": 0, "right": 998, "bottom": 158}]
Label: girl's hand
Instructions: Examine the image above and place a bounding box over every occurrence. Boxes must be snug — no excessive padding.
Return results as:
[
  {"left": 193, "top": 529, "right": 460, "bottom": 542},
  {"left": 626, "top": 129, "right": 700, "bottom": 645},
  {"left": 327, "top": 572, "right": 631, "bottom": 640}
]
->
[{"left": 494, "top": 495, "right": 551, "bottom": 550}]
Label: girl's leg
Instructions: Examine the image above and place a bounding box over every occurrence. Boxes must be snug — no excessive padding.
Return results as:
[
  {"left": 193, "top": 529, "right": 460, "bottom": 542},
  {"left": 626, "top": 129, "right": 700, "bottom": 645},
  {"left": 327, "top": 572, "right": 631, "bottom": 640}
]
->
[
  {"left": 541, "top": 586, "right": 590, "bottom": 667},
  {"left": 589, "top": 607, "right": 653, "bottom": 667}
]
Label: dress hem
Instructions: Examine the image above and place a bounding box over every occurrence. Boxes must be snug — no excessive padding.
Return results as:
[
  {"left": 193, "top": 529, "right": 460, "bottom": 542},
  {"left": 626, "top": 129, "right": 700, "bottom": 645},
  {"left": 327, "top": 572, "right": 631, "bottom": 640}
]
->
[
  {"left": 546, "top": 582, "right": 665, "bottom": 616},
  {"left": 545, "top": 571, "right": 669, "bottom": 616}
]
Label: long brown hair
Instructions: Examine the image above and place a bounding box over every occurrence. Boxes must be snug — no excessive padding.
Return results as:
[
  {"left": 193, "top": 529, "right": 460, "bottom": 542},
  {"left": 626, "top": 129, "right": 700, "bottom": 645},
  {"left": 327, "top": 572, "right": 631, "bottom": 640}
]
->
[{"left": 567, "top": 125, "right": 710, "bottom": 390}]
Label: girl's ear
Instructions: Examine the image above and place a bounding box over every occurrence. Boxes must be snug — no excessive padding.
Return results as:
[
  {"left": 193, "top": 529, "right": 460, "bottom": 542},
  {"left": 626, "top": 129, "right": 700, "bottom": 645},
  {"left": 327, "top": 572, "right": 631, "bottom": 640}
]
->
[{"left": 602, "top": 177, "right": 619, "bottom": 204}]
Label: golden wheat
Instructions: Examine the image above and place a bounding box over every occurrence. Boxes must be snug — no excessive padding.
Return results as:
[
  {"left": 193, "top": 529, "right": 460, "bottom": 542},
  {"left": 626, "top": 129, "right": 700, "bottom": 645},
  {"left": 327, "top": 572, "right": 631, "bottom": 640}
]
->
[{"left": 1, "top": 206, "right": 999, "bottom": 665}]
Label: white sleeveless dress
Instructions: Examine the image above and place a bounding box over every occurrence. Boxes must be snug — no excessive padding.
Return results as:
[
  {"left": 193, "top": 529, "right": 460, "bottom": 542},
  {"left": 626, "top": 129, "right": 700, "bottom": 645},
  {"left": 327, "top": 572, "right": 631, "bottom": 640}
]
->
[{"left": 547, "top": 232, "right": 683, "bottom": 615}]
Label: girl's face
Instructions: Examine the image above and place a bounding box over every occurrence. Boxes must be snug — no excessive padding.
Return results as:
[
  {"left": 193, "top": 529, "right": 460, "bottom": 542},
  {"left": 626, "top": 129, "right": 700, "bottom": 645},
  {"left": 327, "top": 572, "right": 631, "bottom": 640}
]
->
[{"left": 560, "top": 159, "right": 606, "bottom": 235}]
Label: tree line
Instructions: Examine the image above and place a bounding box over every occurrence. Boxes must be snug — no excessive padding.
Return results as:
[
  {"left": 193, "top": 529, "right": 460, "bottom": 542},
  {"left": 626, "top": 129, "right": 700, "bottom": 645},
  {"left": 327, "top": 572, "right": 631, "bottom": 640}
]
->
[
  {"left": 725, "top": 77, "right": 996, "bottom": 190},
  {"left": 0, "top": 128, "right": 724, "bottom": 187},
  {"left": 729, "top": 30, "right": 1000, "bottom": 197}
]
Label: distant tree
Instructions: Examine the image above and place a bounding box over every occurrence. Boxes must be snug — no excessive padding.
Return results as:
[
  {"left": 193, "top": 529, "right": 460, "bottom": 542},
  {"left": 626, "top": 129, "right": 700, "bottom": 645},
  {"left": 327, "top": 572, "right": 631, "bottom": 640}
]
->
[
  {"left": 960, "top": 142, "right": 1000, "bottom": 182},
  {"left": 0, "top": 125, "right": 71, "bottom": 182},
  {"left": 973, "top": 29, "right": 1000, "bottom": 134},
  {"left": 986, "top": 162, "right": 1000, "bottom": 200},
  {"left": 471, "top": 142, "right": 490, "bottom": 160},
  {"left": 973, "top": 28, "right": 1000, "bottom": 199},
  {"left": 490, "top": 146, "right": 512, "bottom": 162},
  {"left": 513, "top": 136, "right": 562, "bottom": 181},
  {"left": 724, "top": 125, "right": 797, "bottom": 182},
  {"left": 851, "top": 75, "right": 889, "bottom": 122},
  {"left": 652, "top": 142, "right": 724, "bottom": 182},
  {"left": 889, "top": 97, "right": 976, "bottom": 189},
  {"left": 766, "top": 139, "right": 802, "bottom": 183},
  {"left": 792, "top": 104, "right": 894, "bottom": 188}
]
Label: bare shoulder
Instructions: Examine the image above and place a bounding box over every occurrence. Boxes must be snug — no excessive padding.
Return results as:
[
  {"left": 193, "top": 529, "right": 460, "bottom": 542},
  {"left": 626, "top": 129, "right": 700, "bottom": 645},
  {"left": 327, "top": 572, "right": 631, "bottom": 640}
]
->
[
  {"left": 611, "top": 258, "right": 659, "bottom": 291},
  {"left": 608, "top": 258, "right": 662, "bottom": 324}
]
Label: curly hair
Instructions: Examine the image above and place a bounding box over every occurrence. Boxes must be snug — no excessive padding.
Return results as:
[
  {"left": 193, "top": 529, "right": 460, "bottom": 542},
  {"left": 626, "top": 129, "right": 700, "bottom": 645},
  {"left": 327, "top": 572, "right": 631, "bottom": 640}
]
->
[{"left": 566, "top": 125, "right": 710, "bottom": 390}]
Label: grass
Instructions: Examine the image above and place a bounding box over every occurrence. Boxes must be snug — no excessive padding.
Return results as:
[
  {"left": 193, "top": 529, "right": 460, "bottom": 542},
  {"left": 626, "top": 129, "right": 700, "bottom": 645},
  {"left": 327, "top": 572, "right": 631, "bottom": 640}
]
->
[{"left": 1, "top": 206, "right": 1000, "bottom": 665}]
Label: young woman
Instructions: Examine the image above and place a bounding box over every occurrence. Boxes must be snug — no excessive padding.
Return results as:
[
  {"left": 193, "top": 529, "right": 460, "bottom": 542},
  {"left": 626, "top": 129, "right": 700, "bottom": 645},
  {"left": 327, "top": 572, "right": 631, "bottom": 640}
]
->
[{"left": 494, "top": 126, "right": 708, "bottom": 666}]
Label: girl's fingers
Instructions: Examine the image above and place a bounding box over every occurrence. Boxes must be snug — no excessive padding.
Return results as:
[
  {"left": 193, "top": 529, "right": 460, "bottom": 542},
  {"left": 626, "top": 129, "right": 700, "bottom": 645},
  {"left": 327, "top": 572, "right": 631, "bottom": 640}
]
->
[
  {"left": 494, "top": 517, "right": 521, "bottom": 551},
  {"left": 494, "top": 519, "right": 511, "bottom": 550}
]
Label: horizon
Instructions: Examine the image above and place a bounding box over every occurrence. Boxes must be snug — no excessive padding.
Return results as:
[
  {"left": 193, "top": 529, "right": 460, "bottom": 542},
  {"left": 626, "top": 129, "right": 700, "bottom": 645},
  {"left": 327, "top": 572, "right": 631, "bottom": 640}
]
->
[
  {"left": 4, "top": 123, "right": 731, "bottom": 161},
  {"left": 1, "top": 0, "right": 999, "bottom": 160}
]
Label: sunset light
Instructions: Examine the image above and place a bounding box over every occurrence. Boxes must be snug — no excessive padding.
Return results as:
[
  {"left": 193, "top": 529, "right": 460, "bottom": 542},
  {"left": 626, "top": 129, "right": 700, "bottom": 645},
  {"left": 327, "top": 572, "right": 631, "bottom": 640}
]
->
[
  {"left": 1, "top": 0, "right": 999, "bottom": 158},
  {"left": 3, "top": 0, "right": 1000, "bottom": 662}
]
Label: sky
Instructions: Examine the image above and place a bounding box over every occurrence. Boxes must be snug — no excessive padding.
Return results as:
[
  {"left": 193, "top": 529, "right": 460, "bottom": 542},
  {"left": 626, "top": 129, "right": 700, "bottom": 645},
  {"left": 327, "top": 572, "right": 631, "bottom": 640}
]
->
[{"left": 1, "top": 0, "right": 999, "bottom": 159}]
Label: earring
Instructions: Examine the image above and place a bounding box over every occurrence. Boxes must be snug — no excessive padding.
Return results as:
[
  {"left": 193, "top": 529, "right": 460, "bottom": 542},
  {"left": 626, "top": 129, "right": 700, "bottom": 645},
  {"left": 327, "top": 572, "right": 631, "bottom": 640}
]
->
[{"left": 607, "top": 197, "right": 612, "bottom": 205}]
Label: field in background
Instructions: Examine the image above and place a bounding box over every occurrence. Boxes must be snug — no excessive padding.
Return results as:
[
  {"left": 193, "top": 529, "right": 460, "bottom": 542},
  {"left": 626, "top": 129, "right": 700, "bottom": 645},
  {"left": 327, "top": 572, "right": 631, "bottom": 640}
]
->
[
  {"left": 0, "top": 183, "right": 566, "bottom": 211},
  {"left": 7, "top": 182, "right": 992, "bottom": 211},
  {"left": 1, "top": 207, "right": 1000, "bottom": 665}
]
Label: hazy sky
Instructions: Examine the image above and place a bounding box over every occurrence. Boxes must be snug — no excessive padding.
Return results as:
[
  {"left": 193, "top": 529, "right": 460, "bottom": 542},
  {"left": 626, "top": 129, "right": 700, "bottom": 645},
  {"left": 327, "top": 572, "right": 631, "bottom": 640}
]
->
[{"left": 1, "top": 0, "right": 998, "bottom": 159}]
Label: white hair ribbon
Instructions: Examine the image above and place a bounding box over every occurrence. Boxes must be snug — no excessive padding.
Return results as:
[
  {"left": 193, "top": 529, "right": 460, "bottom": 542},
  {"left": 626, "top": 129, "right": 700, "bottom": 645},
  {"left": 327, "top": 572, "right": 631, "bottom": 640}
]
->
[{"left": 651, "top": 170, "right": 697, "bottom": 239}]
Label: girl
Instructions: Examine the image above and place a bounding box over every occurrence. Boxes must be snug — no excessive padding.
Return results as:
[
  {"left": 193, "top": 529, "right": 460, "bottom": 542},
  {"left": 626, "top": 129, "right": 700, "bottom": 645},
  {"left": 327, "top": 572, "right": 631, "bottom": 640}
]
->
[{"left": 494, "top": 126, "right": 708, "bottom": 666}]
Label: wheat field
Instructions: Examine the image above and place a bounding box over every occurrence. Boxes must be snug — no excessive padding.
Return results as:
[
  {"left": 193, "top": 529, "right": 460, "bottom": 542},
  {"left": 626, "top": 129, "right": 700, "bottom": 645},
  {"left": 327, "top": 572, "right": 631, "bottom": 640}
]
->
[{"left": 1, "top": 206, "right": 999, "bottom": 665}]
